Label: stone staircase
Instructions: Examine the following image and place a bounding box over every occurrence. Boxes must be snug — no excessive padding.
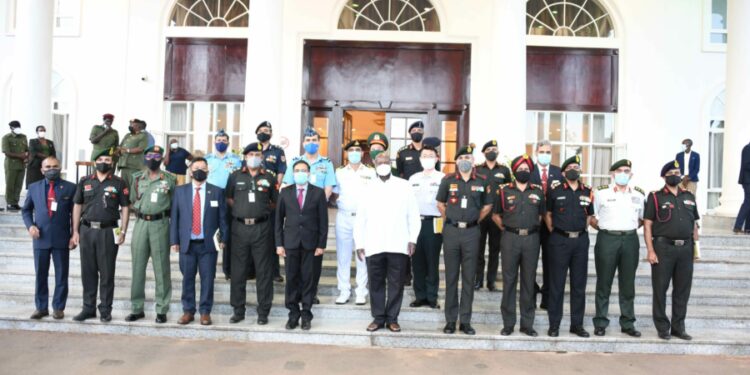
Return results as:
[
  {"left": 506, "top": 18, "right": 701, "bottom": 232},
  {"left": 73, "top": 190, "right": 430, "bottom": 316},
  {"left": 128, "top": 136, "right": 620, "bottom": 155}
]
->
[{"left": 1, "top": 211, "right": 749, "bottom": 355}]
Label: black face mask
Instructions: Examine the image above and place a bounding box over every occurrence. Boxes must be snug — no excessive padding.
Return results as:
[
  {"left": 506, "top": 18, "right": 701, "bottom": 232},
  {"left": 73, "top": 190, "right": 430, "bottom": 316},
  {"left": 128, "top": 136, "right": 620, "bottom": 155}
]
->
[
  {"left": 665, "top": 175, "right": 681, "bottom": 187},
  {"left": 257, "top": 133, "right": 271, "bottom": 142},
  {"left": 96, "top": 162, "right": 112, "bottom": 173},
  {"left": 147, "top": 159, "right": 162, "bottom": 171},
  {"left": 192, "top": 169, "right": 208, "bottom": 182},
  {"left": 44, "top": 168, "right": 61, "bottom": 181},
  {"left": 485, "top": 151, "right": 498, "bottom": 162},
  {"left": 128, "top": 125, "right": 135, "bottom": 133},
  {"left": 411, "top": 132, "right": 424, "bottom": 142},
  {"left": 564, "top": 169, "right": 580, "bottom": 181},
  {"left": 514, "top": 170, "right": 531, "bottom": 183}
]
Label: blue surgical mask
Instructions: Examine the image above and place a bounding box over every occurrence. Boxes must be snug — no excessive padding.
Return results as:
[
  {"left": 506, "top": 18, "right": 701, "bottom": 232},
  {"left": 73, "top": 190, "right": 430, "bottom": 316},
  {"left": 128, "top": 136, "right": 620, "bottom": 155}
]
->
[
  {"left": 614, "top": 172, "right": 630, "bottom": 186},
  {"left": 347, "top": 151, "right": 362, "bottom": 164},
  {"left": 537, "top": 153, "right": 552, "bottom": 166},
  {"left": 304, "top": 143, "right": 319, "bottom": 155},
  {"left": 215, "top": 142, "right": 228, "bottom": 153},
  {"left": 294, "top": 172, "right": 309, "bottom": 185}
]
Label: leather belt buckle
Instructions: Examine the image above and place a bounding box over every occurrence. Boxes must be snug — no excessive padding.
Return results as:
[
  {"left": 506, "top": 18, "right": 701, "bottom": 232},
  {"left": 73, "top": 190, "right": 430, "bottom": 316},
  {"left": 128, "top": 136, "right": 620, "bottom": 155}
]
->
[
  {"left": 518, "top": 229, "right": 529, "bottom": 236},
  {"left": 569, "top": 231, "right": 579, "bottom": 238},
  {"left": 244, "top": 218, "right": 257, "bottom": 225},
  {"left": 457, "top": 222, "right": 467, "bottom": 229},
  {"left": 90, "top": 221, "right": 101, "bottom": 229},
  {"left": 674, "top": 239, "right": 685, "bottom": 246},
  {"left": 145, "top": 215, "right": 153, "bottom": 221}
]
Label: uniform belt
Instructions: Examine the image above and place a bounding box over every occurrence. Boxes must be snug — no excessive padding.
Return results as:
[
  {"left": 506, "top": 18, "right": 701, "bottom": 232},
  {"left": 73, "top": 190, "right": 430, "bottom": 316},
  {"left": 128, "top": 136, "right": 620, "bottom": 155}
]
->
[
  {"left": 446, "top": 220, "right": 478, "bottom": 229},
  {"left": 505, "top": 226, "right": 539, "bottom": 236},
  {"left": 82, "top": 220, "right": 117, "bottom": 229},
  {"left": 553, "top": 228, "right": 587, "bottom": 238},
  {"left": 236, "top": 216, "right": 269, "bottom": 225},
  {"left": 654, "top": 236, "right": 691, "bottom": 246},
  {"left": 190, "top": 239, "right": 205, "bottom": 244},
  {"left": 600, "top": 229, "right": 637, "bottom": 236},
  {"left": 420, "top": 215, "right": 440, "bottom": 221},
  {"left": 136, "top": 211, "right": 169, "bottom": 221}
]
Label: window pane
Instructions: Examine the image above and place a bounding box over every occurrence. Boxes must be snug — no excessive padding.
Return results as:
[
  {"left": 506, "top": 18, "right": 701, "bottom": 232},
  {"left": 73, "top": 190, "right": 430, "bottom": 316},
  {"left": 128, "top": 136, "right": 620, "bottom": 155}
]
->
[
  {"left": 592, "top": 146, "right": 613, "bottom": 176},
  {"left": 170, "top": 103, "right": 188, "bottom": 131},
  {"left": 543, "top": 113, "right": 562, "bottom": 142},
  {"left": 712, "top": 0, "right": 727, "bottom": 29},
  {"left": 232, "top": 104, "right": 241, "bottom": 132},
  {"left": 565, "top": 112, "right": 588, "bottom": 143},
  {"left": 216, "top": 103, "right": 228, "bottom": 132},
  {"left": 707, "top": 192, "right": 721, "bottom": 210},
  {"left": 710, "top": 33, "right": 727, "bottom": 43},
  {"left": 193, "top": 102, "right": 212, "bottom": 133},
  {"left": 592, "top": 176, "right": 610, "bottom": 187},
  {"left": 592, "top": 114, "right": 614, "bottom": 143},
  {"left": 526, "top": 112, "right": 538, "bottom": 142},
  {"left": 708, "top": 132, "right": 724, "bottom": 189},
  {"left": 391, "top": 118, "right": 406, "bottom": 139}
]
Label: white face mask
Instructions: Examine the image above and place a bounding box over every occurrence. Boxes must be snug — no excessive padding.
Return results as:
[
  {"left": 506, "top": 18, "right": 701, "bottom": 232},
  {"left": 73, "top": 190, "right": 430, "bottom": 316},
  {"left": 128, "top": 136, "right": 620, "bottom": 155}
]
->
[
  {"left": 11, "top": 128, "right": 21, "bottom": 135},
  {"left": 170, "top": 143, "right": 178, "bottom": 150},
  {"left": 420, "top": 157, "right": 436, "bottom": 171},
  {"left": 37, "top": 131, "right": 46, "bottom": 138},
  {"left": 376, "top": 164, "right": 391, "bottom": 177}
]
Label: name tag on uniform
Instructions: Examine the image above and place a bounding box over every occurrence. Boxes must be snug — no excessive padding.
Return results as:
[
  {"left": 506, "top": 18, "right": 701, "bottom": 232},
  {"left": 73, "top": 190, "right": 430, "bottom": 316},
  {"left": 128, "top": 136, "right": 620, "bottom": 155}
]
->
[
  {"left": 248, "top": 192, "right": 256, "bottom": 203},
  {"left": 151, "top": 192, "right": 158, "bottom": 203},
  {"left": 210, "top": 200, "right": 218, "bottom": 207},
  {"left": 405, "top": 157, "right": 413, "bottom": 161},
  {"left": 310, "top": 175, "right": 318, "bottom": 184},
  {"left": 50, "top": 201, "right": 58, "bottom": 212},
  {"left": 461, "top": 197, "right": 468, "bottom": 209}
]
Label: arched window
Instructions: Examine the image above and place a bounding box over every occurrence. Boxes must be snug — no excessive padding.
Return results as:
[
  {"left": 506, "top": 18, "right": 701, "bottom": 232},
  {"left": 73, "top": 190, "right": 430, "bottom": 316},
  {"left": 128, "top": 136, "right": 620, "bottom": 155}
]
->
[
  {"left": 707, "top": 90, "right": 725, "bottom": 210},
  {"left": 168, "top": 0, "right": 249, "bottom": 27},
  {"left": 338, "top": 0, "right": 440, "bottom": 32},
  {"left": 527, "top": 0, "right": 614, "bottom": 38}
]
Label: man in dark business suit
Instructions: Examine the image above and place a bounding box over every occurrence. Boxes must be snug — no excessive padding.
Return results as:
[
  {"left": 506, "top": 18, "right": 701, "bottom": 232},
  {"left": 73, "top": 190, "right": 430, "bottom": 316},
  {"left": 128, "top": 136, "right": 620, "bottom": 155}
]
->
[
  {"left": 276, "top": 159, "right": 328, "bottom": 331},
  {"left": 529, "top": 140, "right": 563, "bottom": 310},
  {"left": 735, "top": 141, "right": 750, "bottom": 233},
  {"left": 22, "top": 157, "right": 77, "bottom": 320},
  {"left": 675, "top": 138, "right": 700, "bottom": 195},
  {"left": 170, "top": 157, "right": 228, "bottom": 326}
]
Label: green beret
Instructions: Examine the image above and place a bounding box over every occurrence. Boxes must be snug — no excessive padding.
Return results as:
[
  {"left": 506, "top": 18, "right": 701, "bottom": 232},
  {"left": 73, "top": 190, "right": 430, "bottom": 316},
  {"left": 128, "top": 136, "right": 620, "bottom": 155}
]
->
[
  {"left": 661, "top": 160, "right": 680, "bottom": 177},
  {"left": 561, "top": 154, "right": 581, "bottom": 171},
  {"left": 454, "top": 143, "right": 476, "bottom": 160},
  {"left": 367, "top": 132, "right": 389, "bottom": 149},
  {"left": 482, "top": 140, "right": 498, "bottom": 152},
  {"left": 609, "top": 159, "right": 632, "bottom": 171},
  {"left": 144, "top": 145, "right": 164, "bottom": 156},
  {"left": 93, "top": 147, "right": 116, "bottom": 160},
  {"left": 344, "top": 139, "right": 364, "bottom": 150}
]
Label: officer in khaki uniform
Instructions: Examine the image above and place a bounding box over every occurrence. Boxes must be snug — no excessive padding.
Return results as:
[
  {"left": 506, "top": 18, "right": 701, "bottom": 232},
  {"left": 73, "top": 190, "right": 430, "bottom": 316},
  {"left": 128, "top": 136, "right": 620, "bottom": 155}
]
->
[
  {"left": 591, "top": 159, "right": 644, "bottom": 338},
  {"left": 89, "top": 114, "right": 120, "bottom": 164},
  {"left": 126, "top": 145, "right": 176, "bottom": 324},
  {"left": 2, "top": 121, "right": 28, "bottom": 210},
  {"left": 118, "top": 119, "right": 148, "bottom": 188}
]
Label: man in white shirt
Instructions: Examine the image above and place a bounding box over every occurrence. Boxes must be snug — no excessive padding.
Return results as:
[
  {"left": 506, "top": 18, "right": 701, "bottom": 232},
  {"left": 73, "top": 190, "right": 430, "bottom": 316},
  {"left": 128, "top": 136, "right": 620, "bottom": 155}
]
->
[
  {"left": 354, "top": 152, "right": 420, "bottom": 333},
  {"left": 408, "top": 139, "right": 444, "bottom": 309},
  {"left": 333, "top": 140, "right": 375, "bottom": 305}
]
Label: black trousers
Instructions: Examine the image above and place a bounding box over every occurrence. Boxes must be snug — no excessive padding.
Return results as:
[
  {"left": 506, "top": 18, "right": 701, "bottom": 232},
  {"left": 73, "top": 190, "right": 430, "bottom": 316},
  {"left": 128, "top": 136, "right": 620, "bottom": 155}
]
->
[
  {"left": 734, "top": 184, "right": 750, "bottom": 231},
  {"left": 367, "top": 252, "right": 409, "bottom": 324},
  {"left": 476, "top": 217, "right": 501, "bottom": 287},
  {"left": 222, "top": 211, "right": 232, "bottom": 278},
  {"left": 412, "top": 218, "right": 443, "bottom": 304},
  {"left": 79, "top": 225, "right": 118, "bottom": 315},
  {"left": 547, "top": 232, "right": 589, "bottom": 329},
  {"left": 285, "top": 248, "right": 316, "bottom": 321},
  {"left": 247, "top": 211, "right": 281, "bottom": 278},
  {"left": 651, "top": 241, "right": 694, "bottom": 334},
  {"left": 230, "top": 221, "right": 273, "bottom": 316},
  {"left": 500, "top": 232, "right": 540, "bottom": 329},
  {"left": 536, "top": 225, "right": 552, "bottom": 306},
  {"left": 443, "top": 225, "right": 480, "bottom": 324}
]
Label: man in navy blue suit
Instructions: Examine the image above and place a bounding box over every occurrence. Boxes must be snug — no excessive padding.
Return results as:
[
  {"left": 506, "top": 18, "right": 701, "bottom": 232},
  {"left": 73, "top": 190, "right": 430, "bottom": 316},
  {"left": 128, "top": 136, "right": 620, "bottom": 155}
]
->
[
  {"left": 735, "top": 141, "right": 750, "bottom": 234},
  {"left": 675, "top": 138, "right": 700, "bottom": 195},
  {"left": 21, "top": 157, "right": 77, "bottom": 320},
  {"left": 170, "top": 157, "right": 228, "bottom": 326}
]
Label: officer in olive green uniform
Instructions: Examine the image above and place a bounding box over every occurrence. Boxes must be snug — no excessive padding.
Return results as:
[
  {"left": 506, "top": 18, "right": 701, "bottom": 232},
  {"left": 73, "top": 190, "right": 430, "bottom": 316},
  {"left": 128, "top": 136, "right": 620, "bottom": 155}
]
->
[
  {"left": 118, "top": 119, "right": 149, "bottom": 188},
  {"left": 2, "top": 121, "right": 28, "bottom": 210},
  {"left": 89, "top": 114, "right": 120, "bottom": 165},
  {"left": 126, "top": 145, "right": 176, "bottom": 324},
  {"left": 226, "top": 142, "right": 278, "bottom": 325},
  {"left": 644, "top": 160, "right": 700, "bottom": 341},
  {"left": 436, "top": 144, "right": 493, "bottom": 336}
]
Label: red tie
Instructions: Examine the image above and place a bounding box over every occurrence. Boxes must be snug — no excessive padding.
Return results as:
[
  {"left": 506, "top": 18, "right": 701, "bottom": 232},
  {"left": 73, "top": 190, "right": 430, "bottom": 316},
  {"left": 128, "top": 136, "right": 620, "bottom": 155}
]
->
[
  {"left": 47, "top": 181, "right": 55, "bottom": 218},
  {"left": 297, "top": 188, "right": 304, "bottom": 208},
  {"left": 192, "top": 186, "right": 201, "bottom": 236},
  {"left": 541, "top": 167, "right": 548, "bottom": 194}
]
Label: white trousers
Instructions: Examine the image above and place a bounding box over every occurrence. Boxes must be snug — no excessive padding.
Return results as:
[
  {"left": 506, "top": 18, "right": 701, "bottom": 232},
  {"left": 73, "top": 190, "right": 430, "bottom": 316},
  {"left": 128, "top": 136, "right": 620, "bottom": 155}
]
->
[{"left": 336, "top": 211, "right": 368, "bottom": 296}]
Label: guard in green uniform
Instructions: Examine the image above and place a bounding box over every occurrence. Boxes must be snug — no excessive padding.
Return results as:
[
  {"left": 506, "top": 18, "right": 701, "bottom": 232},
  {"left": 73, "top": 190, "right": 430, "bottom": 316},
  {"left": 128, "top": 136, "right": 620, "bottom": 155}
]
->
[
  {"left": 89, "top": 114, "right": 120, "bottom": 165},
  {"left": 126, "top": 145, "right": 176, "bottom": 324},
  {"left": 118, "top": 119, "right": 148, "bottom": 189},
  {"left": 2, "top": 121, "right": 28, "bottom": 211}
]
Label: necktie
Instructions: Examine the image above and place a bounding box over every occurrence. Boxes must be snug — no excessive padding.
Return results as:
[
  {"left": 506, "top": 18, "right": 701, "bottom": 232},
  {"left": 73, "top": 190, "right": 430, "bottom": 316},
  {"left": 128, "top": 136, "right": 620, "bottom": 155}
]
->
[
  {"left": 47, "top": 181, "right": 55, "bottom": 218},
  {"left": 192, "top": 186, "right": 201, "bottom": 236},
  {"left": 541, "top": 167, "right": 548, "bottom": 194},
  {"left": 297, "top": 188, "right": 304, "bottom": 208}
]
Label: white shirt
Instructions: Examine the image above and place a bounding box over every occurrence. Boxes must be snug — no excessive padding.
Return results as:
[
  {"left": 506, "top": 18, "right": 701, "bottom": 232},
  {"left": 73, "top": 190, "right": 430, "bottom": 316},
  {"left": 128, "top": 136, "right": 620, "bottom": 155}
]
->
[
  {"left": 334, "top": 163, "right": 376, "bottom": 212},
  {"left": 593, "top": 184, "right": 645, "bottom": 231},
  {"left": 354, "top": 176, "right": 421, "bottom": 257},
  {"left": 190, "top": 181, "right": 206, "bottom": 239},
  {"left": 684, "top": 151, "right": 691, "bottom": 176},
  {"left": 409, "top": 170, "right": 444, "bottom": 216}
]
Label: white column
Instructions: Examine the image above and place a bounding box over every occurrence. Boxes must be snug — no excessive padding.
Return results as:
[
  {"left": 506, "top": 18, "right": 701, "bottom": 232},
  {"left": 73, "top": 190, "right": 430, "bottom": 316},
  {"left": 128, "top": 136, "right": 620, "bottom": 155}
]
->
[
  {"left": 243, "top": 0, "right": 283, "bottom": 142},
  {"left": 12, "top": 0, "right": 54, "bottom": 130},
  {"left": 714, "top": 0, "right": 750, "bottom": 216},
  {"left": 489, "top": 0, "right": 526, "bottom": 158}
]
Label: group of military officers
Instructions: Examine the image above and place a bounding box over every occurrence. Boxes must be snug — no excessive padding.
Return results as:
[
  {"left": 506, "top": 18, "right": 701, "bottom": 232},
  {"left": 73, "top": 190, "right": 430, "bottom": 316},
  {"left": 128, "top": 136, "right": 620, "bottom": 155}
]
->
[{"left": 21, "top": 117, "right": 699, "bottom": 340}]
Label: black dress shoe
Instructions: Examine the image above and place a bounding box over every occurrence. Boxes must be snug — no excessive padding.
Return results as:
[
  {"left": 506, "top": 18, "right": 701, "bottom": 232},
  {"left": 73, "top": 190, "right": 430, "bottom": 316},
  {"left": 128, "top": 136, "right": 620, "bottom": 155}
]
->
[
  {"left": 224, "top": 274, "right": 231, "bottom": 280},
  {"left": 229, "top": 314, "right": 245, "bottom": 323},
  {"left": 312, "top": 297, "right": 320, "bottom": 305},
  {"left": 409, "top": 300, "right": 427, "bottom": 308},
  {"left": 658, "top": 331, "right": 671, "bottom": 340},
  {"left": 125, "top": 312, "right": 145, "bottom": 322},
  {"left": 520, "top": 327, "right": 538, "bottom": 337},
  {"left": 7, "top": 205, "right": 19, "bottom": 211},
  {"left": 594, "top": 327, "right": 606, "bottom": 336},
  {"left": 30, "top": 310, "right": 49, "bottom": 320},
  {"left": 548, "top": 327, "right": 559, "bottom": 337},
  {"left": 474, "top": 281, "right": 482, "bottom": 290},
  {"left": 257, "top": 316, "right": 268, "bottom": 325},
  {"left": 443, "top": 322, "right": 456, "bottom": 334},
  {"left": 500, "top": 327, "right": 513, "bottom": 336},
  {"left": 459, "top": 323, "right": 476, "bottom": 335},
  {"left": 487, "top": 284, "right": 498, "bottom": 292},
  {"left": 274, "top": 276, "right": 284, "bottom": 283},
  {"left": 621, "top": 328, "right": 641, "bottom": 337},
  {"left": 155, "top": 314, "right": 167, "bottom": 324},
  {"left": 570, "top": 327, "right": 589, "bottom": 338},
  {"left": 405, "top": 280, "right": 412, "bottom": 286},
  {"left": 301, "top": 319, "right": 311, "bottom": 331},
  {"left": 671, "top": 330, "right": 692, "bottom": 341},
  {"left": 247, "top": 274, "right": 256, "bottom": 281},
  {"left": 428, "top": 301, "right": 440, "bottom": 309},
  {"left": 539, "top": 302, "right": 548, "bottom": 310},
  {"left": 73, "top": 311, "right": 96, "bottom": 322},
  {"left": 286, "top": 318, "right": 299, "bottom": 330},
  {"left": 100, "top": 313, "right": 112, "bottom": 322}
]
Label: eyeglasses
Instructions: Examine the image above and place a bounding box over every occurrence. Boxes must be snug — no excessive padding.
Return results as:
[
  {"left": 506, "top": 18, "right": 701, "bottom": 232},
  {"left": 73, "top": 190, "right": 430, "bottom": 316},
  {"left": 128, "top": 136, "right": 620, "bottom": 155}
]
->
[{"left": 144, "top": 154, "right": 162, "bottom": 160}]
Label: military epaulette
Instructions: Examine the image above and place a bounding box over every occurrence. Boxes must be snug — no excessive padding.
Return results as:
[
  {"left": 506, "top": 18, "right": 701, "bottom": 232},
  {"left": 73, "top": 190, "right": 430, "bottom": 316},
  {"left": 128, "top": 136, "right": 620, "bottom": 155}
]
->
[
  {"left": 499, "top": 183, "right": 510, "bottom": 189},
  {"left": 265, "top": 169, "right": 277, "bottom": 177},
  {"left": 397, "top": 145, "right": 410, "bottom": 154},
  {"left": 477, "top": 173, "right": 487, "bottom": 180},
  {"left": 530, "top": 183, "right": 543, "bottom": 190},
  {"left": 597, "top": 184, "right": 609, "bottom": 191},
  {"left": 633, "top": 186, "right": 645, "bottom": 195},
  {"left": 550, "top": 180, "right": 562, "bottom": 189}
]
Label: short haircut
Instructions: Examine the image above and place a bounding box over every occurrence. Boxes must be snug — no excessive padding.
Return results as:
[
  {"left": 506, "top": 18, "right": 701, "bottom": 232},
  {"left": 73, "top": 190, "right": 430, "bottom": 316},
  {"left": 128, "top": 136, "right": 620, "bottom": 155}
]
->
[
  {"left": 36, "top": 125, "right": 45, "bottom": 132},
  {"left": 536, "top": 139, "right": 552, "bottom": 150},
  {"left": 191, "top": 157, "right": 208, "bottom": 167},
  {"left": 420, "top": 146, "right": 439, "bottom": 157},
  {"left": 41, "top": 156, "right": 59, "bottom": 166}
]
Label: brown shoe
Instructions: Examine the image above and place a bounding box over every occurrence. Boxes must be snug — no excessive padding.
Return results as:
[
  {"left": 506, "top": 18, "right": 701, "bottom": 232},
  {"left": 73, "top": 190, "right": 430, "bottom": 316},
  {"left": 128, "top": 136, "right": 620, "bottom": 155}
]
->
[
  {"left": 366, "top": 322, "right": 384, "bottom": 332},
  {"left": 200, "top": 314, "right": 212, "bottom": 326},
  {"left": 30, "top": 310, "right": 49, "bottom": 320},
  {"left": 387, "top": 322, "right": 402, "bottom": 332},
  {"left": 178, "top": 313, "right": 195, "bottom": 325},
  {"left": 52, "top": 310, "right": 64, "bottom": 320}
]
